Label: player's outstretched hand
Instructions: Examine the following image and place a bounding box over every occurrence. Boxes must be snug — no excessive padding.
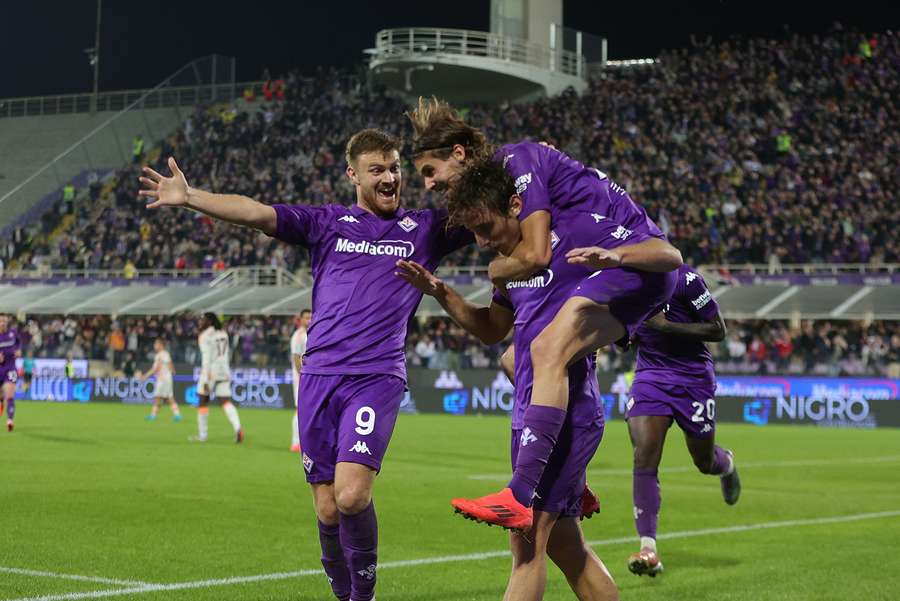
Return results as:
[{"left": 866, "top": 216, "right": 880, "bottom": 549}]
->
[
  {"left": 395, "top": 260, "right": 446, "bottom": 297},
  {"left": 566, "top": 246, "right": 623, "bottom": 269},
  {"left": 139, "top": 157, "right": 190, "bottom": 209}
]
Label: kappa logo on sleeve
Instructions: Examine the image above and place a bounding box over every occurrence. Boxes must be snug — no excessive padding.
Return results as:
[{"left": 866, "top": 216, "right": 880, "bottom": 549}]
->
[
  {"left": 338, "top": 215, "right": 360, "bottom": 224},
  {"left": 685, "top": 271, "right": 698, "bottom": 285}
]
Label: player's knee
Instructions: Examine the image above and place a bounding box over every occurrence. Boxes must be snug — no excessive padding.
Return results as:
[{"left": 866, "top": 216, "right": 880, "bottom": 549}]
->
[
  {"left": 548, "top": 539, "right": 588, "bottom": 574},
  {"left": 529, "top": 331, "right": 564, "bottom": 370},
  {"left": 334, "top": 485, "right": 372, "bottom": 515},
  {"left": 316, "top": 499, "right": 340, "bottom": 525}
]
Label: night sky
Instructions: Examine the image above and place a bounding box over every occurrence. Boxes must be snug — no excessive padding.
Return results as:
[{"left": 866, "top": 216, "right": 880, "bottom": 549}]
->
[{"left": 1, "top": 1, "right": 895, "bottom": 99}]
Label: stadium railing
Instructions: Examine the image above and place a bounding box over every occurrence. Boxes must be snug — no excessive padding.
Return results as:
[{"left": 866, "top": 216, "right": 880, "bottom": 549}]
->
[{"left": 370, "top": 27, "right": 586, "bottom": 80}]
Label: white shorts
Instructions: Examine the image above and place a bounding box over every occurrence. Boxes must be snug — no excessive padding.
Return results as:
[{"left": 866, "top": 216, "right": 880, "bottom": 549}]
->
[
  {"left": 154, "top": 378, "right": 174, "bottom": 399},
  {"left": 197, "top": 376, "right": 231, "bottom": 399}
]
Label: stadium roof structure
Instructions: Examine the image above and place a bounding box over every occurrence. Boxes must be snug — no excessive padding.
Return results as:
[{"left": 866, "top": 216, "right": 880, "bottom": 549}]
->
[{"left": 0, "top": 265, "right": 898, "bottom": 320}]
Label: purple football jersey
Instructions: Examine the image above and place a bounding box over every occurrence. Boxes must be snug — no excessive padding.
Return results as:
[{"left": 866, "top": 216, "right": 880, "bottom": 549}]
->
[
  {"left": 492, "top": 211, "right": 652, "bottom": 429},
  {"left": 0, "top": 328, "right": 20, "bottom": 368},
  {"left": 633, "top": 265, "right": 719, "bottom": 386},
  {"left": 272, "top": 204, "right": 472, "bottom": 381},
  {"left": 497, "top": 141, "right": 664, "bottom": 239}
]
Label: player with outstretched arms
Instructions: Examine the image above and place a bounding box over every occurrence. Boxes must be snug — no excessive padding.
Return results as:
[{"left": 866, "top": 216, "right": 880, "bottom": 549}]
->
[
  {"left": 139, "top": 128, "right": 472, "bottom": 601},
  {"left": 408, "top": 99, "right": 681, "bottom": 530},
  {"left": 139, "top": 338, "right": 182, "bottom": 422},
  {"left": 624, "top": 265, "right": 741, "bottom": 576},
  {"left": 0, "top": 314, "right": 22, "bottom": 432},
  {"left": 290, "top": 309, "right": 311, "bottom": 453},
  {"left": 194, "top": 313, "right": 243, "bottom": 443}
]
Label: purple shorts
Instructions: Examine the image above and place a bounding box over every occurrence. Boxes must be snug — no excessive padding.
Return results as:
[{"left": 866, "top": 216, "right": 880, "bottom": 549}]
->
[
  {"left": 627, "top": 379, "right": 717, "bottom": 439},
  {"left": 0, "top": 366, "right": 17, "bottom": 386},
  {"left": 511, "top": 421, "right": 603, "bottom": 517},
  {"left": 297, "top": 373, "right": 405, "bottom": 484},
  {"left": 572, "top": 268, "right": 677, "bottom": 340}
]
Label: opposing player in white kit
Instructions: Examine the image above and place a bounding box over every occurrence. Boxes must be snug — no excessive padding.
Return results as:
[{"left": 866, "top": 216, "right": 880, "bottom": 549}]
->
[
  {"left": 290, "top": 309, "right": 312, "bottom": 452},
  {"left": 194, "top": 312, "right": 244, "bottom": 443},
  {"left": 140, "top": 339, "right": 182, "bottom": 422}
]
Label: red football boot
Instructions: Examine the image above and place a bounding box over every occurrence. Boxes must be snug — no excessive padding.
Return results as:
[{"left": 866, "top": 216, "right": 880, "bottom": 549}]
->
[{"left": 451, "top": 487, "right": 533, "bottom": 532}]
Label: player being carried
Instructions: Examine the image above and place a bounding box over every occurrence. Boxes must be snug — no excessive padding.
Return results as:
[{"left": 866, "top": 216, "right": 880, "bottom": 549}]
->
[
  {"left": 408, "top": 98, "right": 681, "bottom": 529},
  {"left": 193, "top": 313, "right": 243, "bottom": 443},
  {"left": 139, "top": 129, "right": 472, "bottom": 601},
  {"left": 138, "top": 338, "right": 182, "bottom": 422},
  {"left": 397, "top": 158, "right": 684, "bottom": 600},
  {"left": 289, "top": 309, "right": 312, "bottom": 453},
  {"left": 624, "top": 265, "right": 741, "bottom": 576},
  {"left": 0, "top": 314, "right": 22, "bottom": 432}
]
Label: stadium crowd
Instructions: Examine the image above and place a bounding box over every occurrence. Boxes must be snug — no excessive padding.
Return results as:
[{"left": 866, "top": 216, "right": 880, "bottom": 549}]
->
[
  {"left": 10, "top": 314, "right": 900, "bottom": 377},
  {"left": 4, "top": 26, "right": 897, "bottom": 273}
]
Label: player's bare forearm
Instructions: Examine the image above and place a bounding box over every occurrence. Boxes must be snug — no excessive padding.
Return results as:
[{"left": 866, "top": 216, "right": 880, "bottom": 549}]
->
[
  {"left": 185, "top": 188, "right": 277, "bottom": 235},
  {"left": 434, "top": 286, "right": 512, "bottom": 345},
  {"left": 650, "top": 314, "right": 726, "bottom": 342},
  {"left": 618, "top": 238, "right": 683, "bottom": 272},
  {"left": 490, "top": 211, "right": 552, "bottom": 280},
  {"left": 139, "top": 158, "right": 276, "bottom": 234},
  {"left": 395, "top": 259, "right": 513, "bottom": 343}
]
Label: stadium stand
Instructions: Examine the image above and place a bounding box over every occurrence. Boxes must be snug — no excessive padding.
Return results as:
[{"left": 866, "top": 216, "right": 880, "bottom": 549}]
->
[{"left": 0, "top": 28, "right": 897, "bottom": 371}]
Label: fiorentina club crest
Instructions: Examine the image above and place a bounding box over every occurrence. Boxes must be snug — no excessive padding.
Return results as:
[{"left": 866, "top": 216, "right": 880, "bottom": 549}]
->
[
  {"left": 550, "top": 230, "right": 560, "bottom": 249},
  {"left": 302, "top": 453, "right": 314, "bottom": 473},
  {"left": 397, "top": 216, "right": 418, "bottom": 232}
]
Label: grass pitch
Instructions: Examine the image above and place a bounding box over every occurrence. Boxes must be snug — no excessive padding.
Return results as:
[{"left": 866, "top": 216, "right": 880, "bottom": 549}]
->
[{"left": 2, "top": 401, "right": 899, "bottom": 600}]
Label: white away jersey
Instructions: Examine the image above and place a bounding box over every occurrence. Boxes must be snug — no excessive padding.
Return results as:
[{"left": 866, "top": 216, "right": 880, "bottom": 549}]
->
[
  {"left": 152, "top": 349, "right": 173, "bottom": 381},
  {"left": 199, "top": 327, "right": 231, "bottom": 380}
]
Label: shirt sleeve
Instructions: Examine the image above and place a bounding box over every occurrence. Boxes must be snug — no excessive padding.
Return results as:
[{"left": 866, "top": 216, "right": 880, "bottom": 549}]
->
[
  {"left": 681, "top": 269, "right": 719, "bottom": 322},
  {"left": 272, "top": 204, "right": 328, "bottom": 247},
  {"left": 503, "top": 144, "right": 550, "bottom": 222}
]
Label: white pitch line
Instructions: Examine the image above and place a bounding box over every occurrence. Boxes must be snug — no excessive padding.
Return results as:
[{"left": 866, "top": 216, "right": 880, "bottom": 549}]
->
[
  {"left": 468, "top": 454, "right": 900, "bottom": 480},
  {"left": 0, "top": 566, "right": 152, "bottom": 587},
  {"left": 7, "top": 510, "right": 900, "bottom": 601}
]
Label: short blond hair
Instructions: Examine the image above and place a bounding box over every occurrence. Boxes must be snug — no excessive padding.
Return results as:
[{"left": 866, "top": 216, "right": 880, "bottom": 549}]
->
[{"left": 345, "top": 128, "right": 401, "bottom": 165}]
